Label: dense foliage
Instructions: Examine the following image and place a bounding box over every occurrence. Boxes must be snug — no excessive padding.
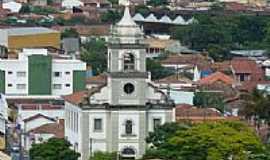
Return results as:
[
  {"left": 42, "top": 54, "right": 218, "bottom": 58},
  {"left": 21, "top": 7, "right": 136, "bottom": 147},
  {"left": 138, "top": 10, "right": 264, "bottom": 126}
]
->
[
  {"left": 240, "top": 89, "right": 270, "bottom": 129},
  {"left": 146, "top": 58, "right": 174, "bottom": 80},
  {"left": 147, "top": 0, "right": 168, "bottom": 7},
  {"left": 171, "top": 14, "right": 270, "bottom": 61},
  {"left": 19, "top": 4, "right": 58, "bottom": 15},
  {"left": 61, "top": 28, "right": 79, "bottom": 38},
  {"left": 90, "top": 151, "right": 117, "bottom": 160},
  {"left": 193, "top": 91, "right": 225, "bottom": 112},
  {"left": 144, "top": 121, "right": 270, "bottom": 160},
  {"left": 101, "top": 10, "right": 122, "bottom": 23},
  {"left": 29, "top": 138, "right": 80, "bottom": 160},
  {"left": 80, "top": 39, "right": 107, "bottom": 75}
]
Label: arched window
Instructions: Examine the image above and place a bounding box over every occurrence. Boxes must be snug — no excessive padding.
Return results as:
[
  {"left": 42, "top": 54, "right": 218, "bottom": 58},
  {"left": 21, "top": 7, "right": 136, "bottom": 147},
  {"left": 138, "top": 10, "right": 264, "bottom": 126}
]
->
[
  {"left": 123, "top": 53, "right": 135, "bottom": 71},
  {"left": 125, "top": 120, "right": 133, "bottom": 135},
  {"left": 122, "top": 147, "right": 135, "bottom": 156}
]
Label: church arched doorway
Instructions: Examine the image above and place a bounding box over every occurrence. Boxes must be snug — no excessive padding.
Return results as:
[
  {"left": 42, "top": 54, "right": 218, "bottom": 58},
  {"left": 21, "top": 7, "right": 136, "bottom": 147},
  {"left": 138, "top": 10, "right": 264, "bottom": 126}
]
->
[{"left": 121, "top": 147, "right": 136, "bottom": 159}]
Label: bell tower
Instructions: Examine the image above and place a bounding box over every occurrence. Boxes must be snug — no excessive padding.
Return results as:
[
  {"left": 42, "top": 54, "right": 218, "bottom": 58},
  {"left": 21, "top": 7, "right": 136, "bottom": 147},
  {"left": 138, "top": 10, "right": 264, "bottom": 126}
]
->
[{"left": 107, "top": 4, "right": 149, "bottom": 106}]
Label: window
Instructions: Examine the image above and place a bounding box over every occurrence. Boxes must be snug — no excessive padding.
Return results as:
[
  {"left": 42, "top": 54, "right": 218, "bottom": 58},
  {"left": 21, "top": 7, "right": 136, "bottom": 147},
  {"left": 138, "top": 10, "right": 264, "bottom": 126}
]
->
[
  {"left": 8, "top": 71, "right": 12, "bottom": 75},
  {"left": 53, "top": 84, "right": 62, "bottom": 89},
  {"left": 123, "top": 53, "right": 135, "bottom": 71},
  {"left": 8, "top": 84, "right": 12, "bottom": 87},
  {"left": 65, "top": 84, "right": 71, "bottom": 87},
  {"left": 16, "top": 84, "right": 26, "bottom": 89},
  {"left": 54, "top": 72, "right": 61, "bottom": 77},
  {"left": 125, "top": 120, "right": 133, "bottom": 135},
  {"left": 17, "top": 71, "right": 26, "bottom": 77},
  {"left": 239, "top": 74, "right": 245, "bottom": 82},
  {"left": 122, "top": 147, "right": 135, "bottom": 156},
  {"left": 94, "top": 118, "right": 102, "bottom": 131},
  {"left": 124, "top": 83, "right": 135, "bottom": 94},
  {"left": 65, "top": 71, "right": 70, "bottom": 75},
  {"left": 153, "top": 118, "right": 161, "bottom": 129}
]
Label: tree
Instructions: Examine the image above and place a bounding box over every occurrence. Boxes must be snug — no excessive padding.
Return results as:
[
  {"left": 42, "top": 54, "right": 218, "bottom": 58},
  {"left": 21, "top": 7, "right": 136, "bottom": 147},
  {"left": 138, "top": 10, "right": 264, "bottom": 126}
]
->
[
  {"left": 135, "top": 5, "right": 151, "bottom": 16},
  {"left": 144, "top": 121, "right": 269, "bottom": 160},
  {"left": 193, "top": 90, "right": 225, "bottom": 112},
  {"left": 146, "top": 122, "right": 190, "bottom": 148},
  {"left": 147, "top": 0, "right": 168, "bottom": 7},
  {"left": 240, "top": 89, "right": 270, "bottom": 129},
  {"left": 29, "top": 138, "right": 80, "bottom": 160},
  {"left": 61, "top": 28, "right": 79, "bottom": 39},
  {"left": 146, "top": 58, "right": 174, "bottom": 80},
  {"left": 19, "top": 4, "right": 31, "bottom": 14},
  {"left": 171, "top": 14, "right": 270, "bottom": 61},
  {"left": 90, "top": 151, "right": 117, "bottom": 160},
  {"left": 80, "top": 39, "right": 107, "bottom": 75},
  {"left": 101, "top": 10, "right": 121, "bottom": 23}
]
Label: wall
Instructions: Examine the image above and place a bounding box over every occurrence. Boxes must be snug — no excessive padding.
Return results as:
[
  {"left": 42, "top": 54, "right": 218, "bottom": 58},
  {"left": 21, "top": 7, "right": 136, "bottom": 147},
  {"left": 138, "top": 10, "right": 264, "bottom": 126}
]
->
[
  {"left": 28, "top": 55, "right": 52, "bottom": 95},
  {"left": 0, "top": 60, "right": 28, "bottom": 95},
  {"left": 73, "top": 70, "right": 86, "bottom": 92},
  {"left": 8, "top": 32, "right": 60, "bottom": 49},
  {"left": 0, "top": 70, "right": 5, "bottom": 93}
]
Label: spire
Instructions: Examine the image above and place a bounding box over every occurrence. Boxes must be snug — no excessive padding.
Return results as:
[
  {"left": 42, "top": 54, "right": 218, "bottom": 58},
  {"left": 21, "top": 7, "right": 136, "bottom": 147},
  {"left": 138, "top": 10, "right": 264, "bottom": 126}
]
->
[{"left": 117, "top": 1, "right": 137, "bottom": 26}]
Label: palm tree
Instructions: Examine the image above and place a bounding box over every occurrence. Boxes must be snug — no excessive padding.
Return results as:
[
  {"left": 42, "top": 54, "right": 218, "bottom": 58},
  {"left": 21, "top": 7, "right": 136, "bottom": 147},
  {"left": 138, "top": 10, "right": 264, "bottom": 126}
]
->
[{"left": 241, "top": 89, "right": 270, "bottom": 131}]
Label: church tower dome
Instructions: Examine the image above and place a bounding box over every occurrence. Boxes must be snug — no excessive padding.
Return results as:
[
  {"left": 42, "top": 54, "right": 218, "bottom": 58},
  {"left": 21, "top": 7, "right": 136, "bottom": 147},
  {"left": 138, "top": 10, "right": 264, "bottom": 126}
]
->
[{"left": 110, "top": 4, "right": 144, "bottom": 44}]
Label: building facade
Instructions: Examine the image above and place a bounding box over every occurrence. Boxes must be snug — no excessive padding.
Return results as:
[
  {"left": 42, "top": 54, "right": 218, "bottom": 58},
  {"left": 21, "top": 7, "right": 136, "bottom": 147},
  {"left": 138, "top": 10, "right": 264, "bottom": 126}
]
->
[
  {"left": 0, "top": 27, "right": 60, "bottom": 51},
  {"left": 0, "top": 49, "right": 86, "bottom": 97},
  {"left": 64, "top": 5, "right": 175, "bottom": 160}
]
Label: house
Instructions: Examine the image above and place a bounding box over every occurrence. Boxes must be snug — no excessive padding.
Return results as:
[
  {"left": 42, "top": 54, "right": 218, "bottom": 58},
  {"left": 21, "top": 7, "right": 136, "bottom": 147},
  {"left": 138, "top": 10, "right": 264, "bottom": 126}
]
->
[
  {"left": 62, "top": 0, "right": 83, "bottom": 9},
  {"left": 198, "top": 71, "right": 235, "bottom": 86},
  {"left": 175, "top": 104, "right": 224, "bottom": 123},
  {"left": 144, "top": 38, "right": 177, "bottom": 58},
  {"left": 2, "top": 1, "right": 22, "bottom": 13},
  {"left": 154, "top": 74, "right": 195, "bottom": 105},
  {"left": 231, "top": 58, "right": 264, "bottom": 83},
  {"left": 81, "top": 0, "right": 112, "bottom": 8},
  {"left": 63, "top": 5, "right": 174, "bottom": 160},
  {"left": 86, "top": 73, "right": 107, "bottom": 89},
  {"left": 61, "top": 38, "right": 80, "bottom": 55},
  {"left": 0, "top": 48, "right": 86, "bottom": 97},
  {"left": 0, "top": 27, "right": 61, "bottom": 51},
  {"left": 25, "top": 119, "right": 64, "bottom": 150},
  {"left": 161, "top": 54, "right": 212, "bottom": 81}
]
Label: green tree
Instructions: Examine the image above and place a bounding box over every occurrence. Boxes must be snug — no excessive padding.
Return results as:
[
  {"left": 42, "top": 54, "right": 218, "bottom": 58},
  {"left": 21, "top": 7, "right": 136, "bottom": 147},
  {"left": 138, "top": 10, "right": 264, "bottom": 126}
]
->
[
  {"left": 147, "top": 0, "right": 168, "bottom": 7},
  {"left": 193, "top": 90, "right": 225, "bottom": 112},
  {"left": 90, "top": 151, "right": 117, "bottom": 160},
  {"left": 19, "top": 4, "right": 31, "bottom": 14},
  {"left": 29, "top": 138, "right": 80, "bottom": 160},
  {"left": 240, "top": 89, "right": 270, "bottom": 129},
  {"left": 61, "top": 28, "right": 79, "bottom": 39},
  {"left": 101, "top": 10, "right": 121, "bottom": 23},
  {"left": 144, "top": 121, "right": 269, "bottom": 160},
  {"left": 146, "top": 58, "right": 174, "bottom": 80},
  {"left": 135, "top": 5, "right": 151, "bottom": 16},
  {"left": 80, "top": 39, "right": 107, "bottom": 75}
]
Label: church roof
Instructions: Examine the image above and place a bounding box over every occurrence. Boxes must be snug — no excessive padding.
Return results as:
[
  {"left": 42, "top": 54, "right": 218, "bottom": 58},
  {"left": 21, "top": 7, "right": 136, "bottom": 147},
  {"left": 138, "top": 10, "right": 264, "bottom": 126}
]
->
[{"left": 117, "top": 5, "right": 137, "bottom": 27}]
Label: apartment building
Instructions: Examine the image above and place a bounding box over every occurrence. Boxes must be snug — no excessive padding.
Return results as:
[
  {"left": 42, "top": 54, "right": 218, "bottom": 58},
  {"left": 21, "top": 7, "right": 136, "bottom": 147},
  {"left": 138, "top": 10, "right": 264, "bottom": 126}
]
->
[{"left": 0, "top": 49, "right": 86, "bottom": 97}]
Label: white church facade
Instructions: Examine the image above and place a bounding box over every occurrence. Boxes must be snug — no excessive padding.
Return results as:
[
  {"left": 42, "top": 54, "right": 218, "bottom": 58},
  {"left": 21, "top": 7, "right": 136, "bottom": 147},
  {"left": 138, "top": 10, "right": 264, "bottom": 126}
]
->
[{"left": 63, "top": 5, "right": 175, "bottom": 160}]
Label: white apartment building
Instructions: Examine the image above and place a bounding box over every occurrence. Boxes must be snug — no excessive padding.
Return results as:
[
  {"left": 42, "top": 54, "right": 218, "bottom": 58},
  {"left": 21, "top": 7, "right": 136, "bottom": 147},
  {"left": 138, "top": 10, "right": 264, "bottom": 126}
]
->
[{"left": 0, "top": 49, "right": 86, "bottom": 98}]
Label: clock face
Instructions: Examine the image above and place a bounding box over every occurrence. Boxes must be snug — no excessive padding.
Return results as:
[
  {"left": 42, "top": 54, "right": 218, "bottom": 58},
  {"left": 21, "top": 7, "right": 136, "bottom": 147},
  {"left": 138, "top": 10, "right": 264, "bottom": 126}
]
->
[{"left": 124, "top": 83, "right": 135, "bottom": 94}]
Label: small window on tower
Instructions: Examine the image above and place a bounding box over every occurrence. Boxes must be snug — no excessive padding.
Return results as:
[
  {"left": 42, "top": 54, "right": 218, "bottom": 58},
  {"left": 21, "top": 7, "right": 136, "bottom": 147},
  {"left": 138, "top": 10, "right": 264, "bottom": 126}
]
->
[{"left": 123, "top": 53, "right": 135, "bottom": 71}]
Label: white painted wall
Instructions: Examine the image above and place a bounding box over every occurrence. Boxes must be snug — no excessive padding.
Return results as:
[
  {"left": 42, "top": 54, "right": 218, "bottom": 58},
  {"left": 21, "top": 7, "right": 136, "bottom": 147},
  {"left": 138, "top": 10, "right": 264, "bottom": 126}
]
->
[
  {"left": 0, "top": 49, "right": 86, "bottom": 96},
  {"left": 24, "top": 118, "right": 55, "bottom": 132}
]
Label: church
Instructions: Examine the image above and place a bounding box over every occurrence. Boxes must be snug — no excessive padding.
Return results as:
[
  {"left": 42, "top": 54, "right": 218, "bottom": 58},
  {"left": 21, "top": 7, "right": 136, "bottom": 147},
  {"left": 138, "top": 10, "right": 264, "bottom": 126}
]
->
[{"left": 63, "top": 4, "right": 175, "bottom": 160}]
